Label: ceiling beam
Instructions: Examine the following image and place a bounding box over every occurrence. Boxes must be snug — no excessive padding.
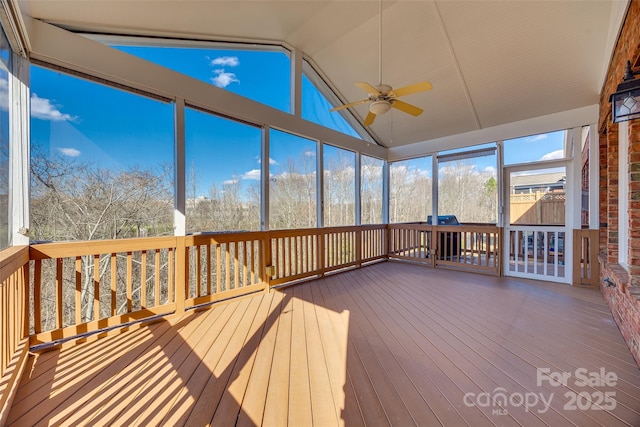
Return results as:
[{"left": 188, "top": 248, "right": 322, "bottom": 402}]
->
[
  {"left": 431, "top": 0, "right": 481, "bottom": 130},
  {"left": 387, "top": 104, "right": 598, "bottom": 162}
]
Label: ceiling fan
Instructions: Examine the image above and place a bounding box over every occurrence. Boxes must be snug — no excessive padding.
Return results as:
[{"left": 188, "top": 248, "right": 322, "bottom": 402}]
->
[{"left": 330, "top": 0, "right": 433, "bottom": 126}]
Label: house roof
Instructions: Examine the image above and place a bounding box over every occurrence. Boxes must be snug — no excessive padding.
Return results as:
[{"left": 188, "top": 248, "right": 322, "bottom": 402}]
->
[
  {"left": 17, "top": 0, "right": 629, "bottom": 152},
  {"left": 511, "top": 172, "right": 566, "bottom": 189}
]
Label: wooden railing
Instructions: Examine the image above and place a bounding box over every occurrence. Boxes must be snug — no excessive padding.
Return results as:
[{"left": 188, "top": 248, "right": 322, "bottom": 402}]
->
[
  {"left": 0, "top": 222, "right": 502, "bottom": 418},
  {"left": 388, "top": 223, "right": 501, "bottom": 275},
  {"left": 28, "top": 237, "right": 180, "bottom": 346},
  {"left": 360, "top": 224, "right": 387, "bottom": 263},
  {"left": 388, "top": 224, "right": 433, "bottom": 264},
  {"left": 21, "top": 223, "right": 500, "bottom": 344},
  {"left": 269, "top": 228, "right": 323, "bottom": 286},
  {"left": 436, "top": 225, "right": 501, "bottom": 274},
  {"left": 185, "top": 232, "right": 267, "bottom": 307},
  {"left": 267, "top": 225, "right": 387, "bottom": 286},
  {"left": 0, "top": 246, "right": 30, "bottom": 424},
  {"left": 573, "top": 229, "right": 599, "bottom": 287}
]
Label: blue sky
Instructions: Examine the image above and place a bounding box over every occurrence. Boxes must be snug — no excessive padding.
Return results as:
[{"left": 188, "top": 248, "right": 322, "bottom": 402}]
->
[
  {"left": 28, "top": 45, "right": 566, "bottom": 197},
  {"left": 504, "top": 131, "right": 565, "bottom": 165}
]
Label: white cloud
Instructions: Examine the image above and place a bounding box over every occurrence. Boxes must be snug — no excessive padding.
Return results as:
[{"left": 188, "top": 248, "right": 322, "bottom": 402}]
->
[
  {"left": 539, "top": 149, "right": 564, "bottom": 161},
  {"left": 58, "top": 147, "right": 81, "bottom": 157},
  {"left": 31, "top": 93, "right": 75, "bottom": 121},
  {"left": 324, "top": 165, "right": 355, "bottom": 176},
  {"left": 526, "top": 134, "right": 548, "bottom": 142},
  {"left": 209, "top": 56, "right": 240, "bottom": 88},
  {"left": 303, "top": 151, "right": 316, "bottom": 157},
  {"left": 483, "top": 166, "right": 496, "bottom": 174},
  {"left": 211, "top": 56, "right": 239, "bottom": 67},
  {"left": 241, "top": 169, "right": 261, "bottom": 180},
  {"left": 439, "top": 164, "right": 475, "bottom": 176},
  {"left": 211, "top": 70, "right": 240, "bottom": 88},
  {"left": 390, "top": 165, "right": 431, "bottom": 182},
  {"left": 272, "top": 170, "right": 314, "bottom": 181},
  {"left": 257, "top": 157, "right": 277, "bottom": 165},
  {"left": 223, "top": 178, "right": 239, "bottom": 185}
]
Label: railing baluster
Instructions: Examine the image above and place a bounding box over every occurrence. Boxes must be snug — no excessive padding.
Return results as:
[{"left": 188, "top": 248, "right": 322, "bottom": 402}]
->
[
  {"left": 141, "top": 250, "right": 147, "bottom": 308},
  {"left": 301, "top": 236, "right": 306, "bottom": 273},
  {"left": 168, "top": 247, "right": 175, "bottom": 305},
  {"left": 1, "top": 280, "right": 6, "bottom": 372},
  {"left": 75, "top": 256, "right": 82, "bottom": 325},
  {"left": 93, "top": 254, "right": 100, "bottom": 321},
  {"left": 196, "top": 245, "right": 202, "bottom": 298},
  {"left": 174, "top": 240, "right": 184, "bottom": 315},
  {"left": 205, "top": 245, "right": 211, "bottom": 295},
  {"left": 243, "top": 240, "right": 248, "bottom": 287},
  {"left": 234, "top": 242, "right": 239, "bottom": 290},
  {"left": 289, "top": 237, "right": 294, "bottom": 276},
  {"left": 224, "top": 243, "right": 231, "bottom": 291},
  {"left": 110, "top": 253, "right": 117, "bottom": 316},
  {"left": 155, "top": 249, "right": 161, "bottom": 307},
  {"left": 56, "top": 258, "right": 63, "bottom": 329},
  {"left": 274, "top": 238, "right": 280, "bottom": 279},
  {"left": 6, "top": 276, "right": 11, "bottom": 370},
  {"left": 216, "top": 244, "right": 222, "bottom": 293},
  {"left": 126, "top": 252, "right": 133, "bottom": 313},
  {"left": 23, "top": 260, "right": 30, "bottom": 338}
]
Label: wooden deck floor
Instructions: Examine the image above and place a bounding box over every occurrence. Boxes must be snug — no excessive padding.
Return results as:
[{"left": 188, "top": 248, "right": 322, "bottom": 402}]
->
[{"left": 7, "top": 261, "right": 640, "bottom": 426}]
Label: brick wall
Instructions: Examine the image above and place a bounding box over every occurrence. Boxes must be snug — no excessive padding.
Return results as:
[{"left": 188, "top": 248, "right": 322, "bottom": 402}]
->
[{"left": 598, "top": 0, "right": 640, "bottom": 367}]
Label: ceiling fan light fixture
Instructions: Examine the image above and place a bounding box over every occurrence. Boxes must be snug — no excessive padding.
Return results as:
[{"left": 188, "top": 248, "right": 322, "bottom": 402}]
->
[{"left": 370, "top": 100, "right": 391, "bottom": 115}]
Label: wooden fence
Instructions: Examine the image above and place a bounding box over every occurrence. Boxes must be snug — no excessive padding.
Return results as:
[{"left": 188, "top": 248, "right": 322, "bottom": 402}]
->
[{"left": 510, "top": 192, "right": 565, "bottom": 225}]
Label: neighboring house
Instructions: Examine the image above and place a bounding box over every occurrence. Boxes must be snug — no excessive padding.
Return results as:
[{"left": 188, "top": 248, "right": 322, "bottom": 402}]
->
[{"left": 510, "top": 172, "right": 566, "bottom": 194}]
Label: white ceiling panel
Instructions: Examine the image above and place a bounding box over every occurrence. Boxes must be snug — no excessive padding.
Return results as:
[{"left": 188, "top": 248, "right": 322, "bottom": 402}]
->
[{"left": 19, "top": 0, "right": 622, "bottom": 149}]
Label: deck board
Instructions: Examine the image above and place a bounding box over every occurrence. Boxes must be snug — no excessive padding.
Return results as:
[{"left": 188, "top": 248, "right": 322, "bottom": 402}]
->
[{"left": 7, "top": 261, "right": 640, "bottom": 426}]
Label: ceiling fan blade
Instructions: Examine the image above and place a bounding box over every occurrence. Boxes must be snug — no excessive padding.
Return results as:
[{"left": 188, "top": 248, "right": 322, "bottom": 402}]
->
[
  {"left": 363, "top": 111, "right": 377, "bottom": 126},
  {"left": 355, "top": 82, "right": 381, "bottom": 95},
  {"left": 390, "top": 81, "right": 433, "bottom": 98},
  {"left": 392, "top": 99, "right": 423, "bottom": 116},
  {"left": 330, "top": 99, "right": 370, "bottom": 112}
]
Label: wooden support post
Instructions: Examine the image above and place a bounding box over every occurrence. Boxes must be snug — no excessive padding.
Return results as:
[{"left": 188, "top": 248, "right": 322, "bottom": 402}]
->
[{"left": 175, "top": 237, "right": 186, "bottom": 315}]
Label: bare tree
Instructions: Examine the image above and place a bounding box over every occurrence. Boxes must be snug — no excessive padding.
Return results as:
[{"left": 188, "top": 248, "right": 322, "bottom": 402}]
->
[
  {"left": 324, "top": 151, "right": 355, "bottom": 227},
  {"left": 390, "top": 163, "right": 432, "bottom": 223},
  {"left": 439, "top": 160, "right": 496, "bottom": 223},
  {"left": 270, "top": 155, "right": 316, "bottom": 229},
  {"left": 361, "top": 156, "right": 383, "bottom": 224},
  {"left": 30, "top": 148, "right": 174, "bottom": 329}
]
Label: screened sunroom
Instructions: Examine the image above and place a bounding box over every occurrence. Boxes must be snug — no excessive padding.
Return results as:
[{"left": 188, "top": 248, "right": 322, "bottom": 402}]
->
[{"left": 1, "top": 1, "right": 639, "bottom": 425}]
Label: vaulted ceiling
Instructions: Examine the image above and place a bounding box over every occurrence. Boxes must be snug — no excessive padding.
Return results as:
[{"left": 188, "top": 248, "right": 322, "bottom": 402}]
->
[{"left": 18, "top": 0, "right": 627, "bottom": 149}]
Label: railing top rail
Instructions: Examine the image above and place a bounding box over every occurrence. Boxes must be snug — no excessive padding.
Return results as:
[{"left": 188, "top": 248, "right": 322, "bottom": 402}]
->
[
  {"left": 267, "top": 228, "right": 325, "bottom": 237},
  {"left": 321, "top": 225, "right": 363, "bottom": 233},
  {"left": 29, "top": 236, "right": 179, "bottom": 260},
  {"left": 0, "top": 246, "right": 29, "bottom": 284},
  {"left": 186, "top": 231, "right": 265, "bottom": 245},
  {"left": 506, "top": 224, "right": 566, "bottom": 230},
  {"left": 387, "top": 223, "right": 432, "bottom": 230},
  {"left": 388, "top": 223, "right": 498, "bottom": 231},
  {"left": 359, "top": 224, "right": 387, "bottom": 230},
  {"left": 434, "top": 225, "right": 500, "bottom": 232}
]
